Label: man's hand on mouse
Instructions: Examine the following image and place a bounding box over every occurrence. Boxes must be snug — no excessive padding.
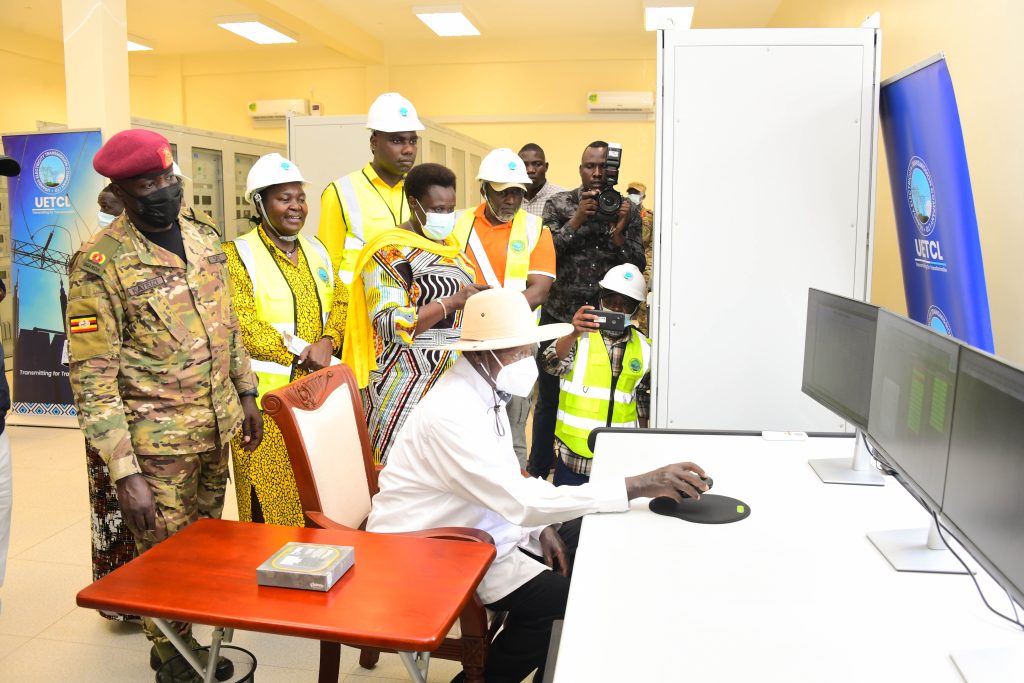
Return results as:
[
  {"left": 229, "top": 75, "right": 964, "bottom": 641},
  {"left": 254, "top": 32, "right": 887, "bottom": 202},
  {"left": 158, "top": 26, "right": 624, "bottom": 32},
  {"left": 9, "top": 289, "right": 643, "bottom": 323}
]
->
[{"left": 625, "top": 462, "right": 709, "bottom": 502}]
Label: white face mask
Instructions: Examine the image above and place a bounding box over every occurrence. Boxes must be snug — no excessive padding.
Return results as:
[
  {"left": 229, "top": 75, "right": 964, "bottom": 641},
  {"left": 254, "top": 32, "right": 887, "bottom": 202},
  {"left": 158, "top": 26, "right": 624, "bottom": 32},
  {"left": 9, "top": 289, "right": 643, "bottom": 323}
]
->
[
  {"left": 627, "top": 193, "right": 642, "bottom": 206},
  {"left": 97, "top": 211, "right": 118, "bottom": 227},
  {"left": 422, "top": 210, "right": 457, "bottom": 241},
  {"left": 490, "top": 351, "right": 538, "bottom": 397}
]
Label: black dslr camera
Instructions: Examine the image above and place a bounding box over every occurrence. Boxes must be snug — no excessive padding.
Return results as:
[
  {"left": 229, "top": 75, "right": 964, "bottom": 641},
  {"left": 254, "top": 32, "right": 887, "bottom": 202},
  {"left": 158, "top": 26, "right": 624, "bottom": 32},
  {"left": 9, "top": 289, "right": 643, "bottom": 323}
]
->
[{"left": 595, "top": 143, "right": 623, "bottom": 222}]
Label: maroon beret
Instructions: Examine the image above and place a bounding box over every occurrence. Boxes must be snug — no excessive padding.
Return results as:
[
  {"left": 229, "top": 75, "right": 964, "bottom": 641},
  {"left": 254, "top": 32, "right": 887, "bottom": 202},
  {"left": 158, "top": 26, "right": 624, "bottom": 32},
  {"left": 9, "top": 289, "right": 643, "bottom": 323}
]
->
[{"left": 93, "top": 129, "right": 174, "bottom": 180}]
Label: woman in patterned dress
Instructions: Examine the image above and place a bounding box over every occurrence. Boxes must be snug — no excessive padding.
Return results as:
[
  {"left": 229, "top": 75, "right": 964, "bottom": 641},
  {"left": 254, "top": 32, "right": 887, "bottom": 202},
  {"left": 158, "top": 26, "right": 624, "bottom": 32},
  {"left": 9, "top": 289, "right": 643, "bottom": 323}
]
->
[
  {"left": 343, "top": 163, "right": 486, "bottom": 464},
  {"left": 223, "top": 154, "right": 349, "bottom": 525}
]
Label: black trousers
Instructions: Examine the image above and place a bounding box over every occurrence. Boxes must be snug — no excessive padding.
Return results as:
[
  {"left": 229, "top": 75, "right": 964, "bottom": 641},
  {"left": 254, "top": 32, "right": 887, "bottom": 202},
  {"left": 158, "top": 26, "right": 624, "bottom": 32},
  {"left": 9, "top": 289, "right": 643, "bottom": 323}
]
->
[
  {"left": 482, "top": 518, "right": 582, "bottom": 683},
  {"left": 527, "top": 316, "right": 562, "bottom": 478}
]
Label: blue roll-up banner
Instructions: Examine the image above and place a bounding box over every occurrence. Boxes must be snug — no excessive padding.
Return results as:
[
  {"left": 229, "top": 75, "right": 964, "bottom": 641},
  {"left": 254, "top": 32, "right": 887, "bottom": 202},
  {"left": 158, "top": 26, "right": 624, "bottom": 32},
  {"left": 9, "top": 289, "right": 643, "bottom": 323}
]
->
[
  {"left": 2, "top": 130, "right": 104, "bottom": 426},
  {"left": 879, "top": 55, "right": 994, "bottom": 352}
]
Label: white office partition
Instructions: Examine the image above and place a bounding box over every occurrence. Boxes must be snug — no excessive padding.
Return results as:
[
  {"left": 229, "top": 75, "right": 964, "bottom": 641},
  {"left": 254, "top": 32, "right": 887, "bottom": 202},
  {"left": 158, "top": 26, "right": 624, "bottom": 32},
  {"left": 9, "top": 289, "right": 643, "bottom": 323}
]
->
[
  {"left": 288, "top": 115, "right": 493, "bottom": 237},
  {"left": 652, "top": 28, "right": 881, "bottom": 432}
]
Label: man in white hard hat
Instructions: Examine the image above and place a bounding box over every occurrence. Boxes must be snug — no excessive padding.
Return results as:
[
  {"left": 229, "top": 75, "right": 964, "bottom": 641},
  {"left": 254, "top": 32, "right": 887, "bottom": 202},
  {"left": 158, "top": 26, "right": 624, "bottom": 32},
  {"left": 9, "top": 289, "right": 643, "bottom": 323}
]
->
[
  {"left": 368, "top": 287, "right": 708, "bottom": 683},
  {"left": 319, "top": 92, "right": 425, "bottom": 286},
  {"left": 543, "top": 263, "right": 651, "bottom": 486},
  {"left": 452, "top": 148, "right": 557, "bottom": 468}
]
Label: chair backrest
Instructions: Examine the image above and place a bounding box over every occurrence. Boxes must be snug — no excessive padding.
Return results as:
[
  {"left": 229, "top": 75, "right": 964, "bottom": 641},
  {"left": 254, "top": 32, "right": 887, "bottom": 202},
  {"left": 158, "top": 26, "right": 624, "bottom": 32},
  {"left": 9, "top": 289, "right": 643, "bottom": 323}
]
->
[{"left": 263, "top": 364, "right": 378, "bottom": 529}]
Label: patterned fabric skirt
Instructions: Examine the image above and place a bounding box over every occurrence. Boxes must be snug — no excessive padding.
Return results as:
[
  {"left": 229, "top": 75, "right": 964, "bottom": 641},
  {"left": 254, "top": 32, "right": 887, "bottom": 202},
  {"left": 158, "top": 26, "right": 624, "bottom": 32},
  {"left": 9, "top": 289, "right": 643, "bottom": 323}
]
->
[
  {"left": 86, "top": 444, "right": 140, "bottom": 622},
  {"left": 231, "top": 414, "right": 305, "bottom": 528}
]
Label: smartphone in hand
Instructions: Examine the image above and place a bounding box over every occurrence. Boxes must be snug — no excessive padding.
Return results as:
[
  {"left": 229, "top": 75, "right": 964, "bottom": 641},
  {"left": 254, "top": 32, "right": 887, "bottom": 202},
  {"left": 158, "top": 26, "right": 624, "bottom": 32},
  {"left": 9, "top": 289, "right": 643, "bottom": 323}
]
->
[{"left": 593, "top": 309, "right": 627, "bottom": 333}]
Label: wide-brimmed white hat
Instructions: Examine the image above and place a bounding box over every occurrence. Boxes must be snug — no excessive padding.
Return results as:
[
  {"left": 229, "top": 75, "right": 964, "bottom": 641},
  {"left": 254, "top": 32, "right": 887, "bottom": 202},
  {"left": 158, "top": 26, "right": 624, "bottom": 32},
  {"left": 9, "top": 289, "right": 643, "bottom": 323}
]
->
[{"left": 438, "top": 288, "right": 572, "bottom": 351}]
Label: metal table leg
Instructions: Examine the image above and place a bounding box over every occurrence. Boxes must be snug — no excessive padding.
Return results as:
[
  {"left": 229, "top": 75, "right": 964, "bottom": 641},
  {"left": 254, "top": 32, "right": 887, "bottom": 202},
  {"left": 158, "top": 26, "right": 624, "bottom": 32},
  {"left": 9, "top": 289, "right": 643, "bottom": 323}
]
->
[
  {"left": 151, "top": 618, "right": 229, "bottom": 681},
  {"left": 397, "top": 651, "right": 430, "bottom": 683}
]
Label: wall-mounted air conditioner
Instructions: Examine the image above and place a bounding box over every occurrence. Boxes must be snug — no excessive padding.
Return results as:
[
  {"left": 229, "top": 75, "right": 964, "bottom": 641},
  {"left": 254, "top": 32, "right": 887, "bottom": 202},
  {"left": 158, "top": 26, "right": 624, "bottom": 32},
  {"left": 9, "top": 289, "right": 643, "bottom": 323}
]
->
[
  {"left": 247, "top": 99, "right": 310, "bottom": 127},
  {"left": 586, "top": 91, "right": 655, "bottom": 113}
]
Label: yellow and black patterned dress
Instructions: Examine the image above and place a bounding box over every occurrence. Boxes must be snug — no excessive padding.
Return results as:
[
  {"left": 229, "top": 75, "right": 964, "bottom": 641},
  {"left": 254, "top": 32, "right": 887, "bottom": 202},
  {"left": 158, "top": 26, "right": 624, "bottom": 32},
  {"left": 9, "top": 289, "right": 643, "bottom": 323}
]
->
[{"left": 223, "top": 226, "right": 349, "bottom": 526}]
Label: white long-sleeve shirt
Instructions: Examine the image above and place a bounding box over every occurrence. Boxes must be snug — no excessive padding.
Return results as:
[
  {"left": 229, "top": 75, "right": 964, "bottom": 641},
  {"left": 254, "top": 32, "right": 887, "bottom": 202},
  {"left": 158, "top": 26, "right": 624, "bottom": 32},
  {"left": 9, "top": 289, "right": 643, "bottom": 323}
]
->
[{"left": 367, "top": 356, "right": 629, "bottom": 604}]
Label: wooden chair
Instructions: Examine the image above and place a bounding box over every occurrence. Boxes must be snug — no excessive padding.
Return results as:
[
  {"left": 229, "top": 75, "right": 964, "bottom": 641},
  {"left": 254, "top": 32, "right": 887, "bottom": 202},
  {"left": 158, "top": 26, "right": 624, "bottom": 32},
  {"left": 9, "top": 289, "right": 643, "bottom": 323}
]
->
[{"left": 263, "top": 365, "right": 503, "bottom": 683}]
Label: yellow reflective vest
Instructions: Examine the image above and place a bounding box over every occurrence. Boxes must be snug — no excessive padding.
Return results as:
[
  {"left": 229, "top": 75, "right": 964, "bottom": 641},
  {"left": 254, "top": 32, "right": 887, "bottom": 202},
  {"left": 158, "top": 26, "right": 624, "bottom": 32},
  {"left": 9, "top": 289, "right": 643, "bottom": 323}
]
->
[
  {"left": 452, "top": 207, "right": 543, "bottom": 292},
  {"left": 232, "top": 229, "right": 334, "bottom": 396},
  {"left": 319, "top": 166, "right": 409, "bottom": 287},
  {"left": 554, "top": 329, "right": 652, "bottom": 458}
]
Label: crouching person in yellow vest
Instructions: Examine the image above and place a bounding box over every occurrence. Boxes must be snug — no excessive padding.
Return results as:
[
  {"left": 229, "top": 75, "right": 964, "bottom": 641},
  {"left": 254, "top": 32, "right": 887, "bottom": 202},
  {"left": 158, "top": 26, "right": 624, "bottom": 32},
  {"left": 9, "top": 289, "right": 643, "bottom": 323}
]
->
[
  {"left": 223, "top": 153, "right": 349, "bottom": 526},
  {"left": 454, "top": 148, "right": 557, "bottom": 469},
  {"left": 543, "top": 263, "right": 651, "bottom": 486}
]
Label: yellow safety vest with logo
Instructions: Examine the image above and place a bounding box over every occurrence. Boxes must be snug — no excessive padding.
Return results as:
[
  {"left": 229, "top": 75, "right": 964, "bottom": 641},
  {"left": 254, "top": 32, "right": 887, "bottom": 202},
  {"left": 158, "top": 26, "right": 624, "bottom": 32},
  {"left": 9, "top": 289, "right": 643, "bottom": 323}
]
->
[
  {"left": 232, "top": 229, "right": 334, "bottom": 396},
  {"left": 328, "top": 170, "right": 409, "bottom": 286},
  {"left": 554, "top": 329, "right": 652, "bottom": 458},
  {"left": 452, "top": 208, "right": 543, "bottom": 292}
]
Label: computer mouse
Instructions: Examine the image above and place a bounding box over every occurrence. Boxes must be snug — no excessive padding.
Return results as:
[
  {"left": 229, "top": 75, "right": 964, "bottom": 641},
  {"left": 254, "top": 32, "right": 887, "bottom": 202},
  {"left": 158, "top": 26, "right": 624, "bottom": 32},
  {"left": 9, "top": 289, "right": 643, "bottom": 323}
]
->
[{"left": 681, "top": 475, "right": 713, "bottom": 499}]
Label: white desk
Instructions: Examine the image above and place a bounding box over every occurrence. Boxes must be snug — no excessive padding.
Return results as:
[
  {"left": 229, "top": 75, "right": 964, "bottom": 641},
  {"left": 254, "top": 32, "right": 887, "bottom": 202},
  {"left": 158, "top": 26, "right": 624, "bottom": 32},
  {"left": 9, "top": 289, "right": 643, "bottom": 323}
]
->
[{"left": 552, "top": 432, "right": 1023, "bottom": 682}]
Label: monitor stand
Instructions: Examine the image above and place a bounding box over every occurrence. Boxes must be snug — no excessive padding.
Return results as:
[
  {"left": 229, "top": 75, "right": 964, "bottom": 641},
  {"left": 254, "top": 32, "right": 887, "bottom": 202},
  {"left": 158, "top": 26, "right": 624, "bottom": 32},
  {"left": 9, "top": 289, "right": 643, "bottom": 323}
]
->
[
  {"left": 951, "top": 647, "right": 1024, "bottom": 683},
  {"left": 808, "top": 429, "right": 885, "bottom": 486},
  {"left": 866, "top": 519, "right": 971, "bottom": 574}
]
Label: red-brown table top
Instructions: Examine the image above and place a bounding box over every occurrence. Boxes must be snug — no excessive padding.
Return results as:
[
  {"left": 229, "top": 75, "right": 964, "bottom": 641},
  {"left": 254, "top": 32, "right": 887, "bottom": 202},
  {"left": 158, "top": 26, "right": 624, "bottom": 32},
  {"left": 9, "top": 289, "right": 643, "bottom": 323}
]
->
[{"left": 77, "top": 519, "right": 495, "bottom": 652}]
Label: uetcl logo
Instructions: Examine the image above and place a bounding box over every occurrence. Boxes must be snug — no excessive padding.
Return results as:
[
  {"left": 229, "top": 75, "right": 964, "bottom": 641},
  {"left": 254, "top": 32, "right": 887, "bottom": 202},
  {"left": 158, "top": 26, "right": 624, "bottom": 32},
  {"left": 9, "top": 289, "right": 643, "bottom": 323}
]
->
[{"left": 906, "top": 157, "right": 945, "bottom": 268}]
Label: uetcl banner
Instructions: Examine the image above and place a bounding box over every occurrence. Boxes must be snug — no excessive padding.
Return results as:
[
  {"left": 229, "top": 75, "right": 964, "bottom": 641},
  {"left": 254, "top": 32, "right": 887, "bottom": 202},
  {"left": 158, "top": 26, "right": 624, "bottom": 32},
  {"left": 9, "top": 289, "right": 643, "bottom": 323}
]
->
[
  {"left": 879, "top": 55, "right": 994, "bottom": 352},
  {"left": 2, "top": 130, "right": 104, "bottom": 426}
]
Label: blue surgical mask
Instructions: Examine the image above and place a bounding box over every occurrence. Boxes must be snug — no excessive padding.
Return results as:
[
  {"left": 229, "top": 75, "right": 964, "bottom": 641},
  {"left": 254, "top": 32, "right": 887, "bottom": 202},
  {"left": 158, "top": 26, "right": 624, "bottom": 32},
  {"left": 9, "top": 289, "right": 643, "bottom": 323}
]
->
[
  {"left": 627, "top": 193, "right": 642, "bottom": 206},
  {"left": 97, "top": 211, "right": 118, "bottom": 227},
  {"left": 417, "top": 206, "right": 457, "bottom": 241}
]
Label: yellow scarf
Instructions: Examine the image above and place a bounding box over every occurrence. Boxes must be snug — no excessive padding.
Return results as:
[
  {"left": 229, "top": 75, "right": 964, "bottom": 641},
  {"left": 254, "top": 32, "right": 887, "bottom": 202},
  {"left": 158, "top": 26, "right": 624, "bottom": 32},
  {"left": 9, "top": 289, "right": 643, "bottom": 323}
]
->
[{"left": 342, "top": 228, "right": 466, "bottom": 388}]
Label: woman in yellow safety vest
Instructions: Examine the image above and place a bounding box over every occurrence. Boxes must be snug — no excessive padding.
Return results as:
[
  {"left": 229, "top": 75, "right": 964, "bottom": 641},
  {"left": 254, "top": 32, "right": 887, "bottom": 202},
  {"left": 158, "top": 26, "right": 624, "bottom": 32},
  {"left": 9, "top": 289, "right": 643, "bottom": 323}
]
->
[
  {"left": 223, "top": 153, "right": 349, "bottom": 526},
  {"left": 343, "top": 163, "right": 487, "bottom": 465}
]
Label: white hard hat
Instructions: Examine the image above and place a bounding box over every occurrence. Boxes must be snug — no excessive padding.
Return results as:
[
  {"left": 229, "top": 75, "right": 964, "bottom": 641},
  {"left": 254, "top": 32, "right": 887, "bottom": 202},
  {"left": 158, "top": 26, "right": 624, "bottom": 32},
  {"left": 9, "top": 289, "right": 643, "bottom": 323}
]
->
[
  {"left": 599, "top": 263, "right": 646, "bottom": 302},
  {"left": 171, "top": 162, "right": 190, "bottom": 182},
  {"left": 477, "top": 148, "right": 532, "bottom": 191},
  {"left": 245, "top": 153, "right": 305, "bottom": 204},
  {"left": 366, "top": 93, "right": 425, "bottom": 133}
]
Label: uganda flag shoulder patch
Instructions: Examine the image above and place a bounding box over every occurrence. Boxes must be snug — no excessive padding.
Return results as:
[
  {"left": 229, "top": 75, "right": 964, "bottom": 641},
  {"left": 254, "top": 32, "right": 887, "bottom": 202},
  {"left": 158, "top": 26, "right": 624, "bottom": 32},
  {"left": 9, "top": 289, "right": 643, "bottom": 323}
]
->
[{"left": 69, "top": 315, "right": 99, "bottom": 334}]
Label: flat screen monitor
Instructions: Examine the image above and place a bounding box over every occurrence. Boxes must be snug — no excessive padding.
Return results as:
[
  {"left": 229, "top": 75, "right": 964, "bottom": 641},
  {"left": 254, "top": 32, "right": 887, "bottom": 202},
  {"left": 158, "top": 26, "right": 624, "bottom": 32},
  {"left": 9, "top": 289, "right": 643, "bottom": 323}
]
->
[
  {"left": 940, "top": 347, "right": 1024, "bottom": 607},
  {"left": 801, "top": 289, "right": 879, "bottom": 430},
  {"left": 867, "top": 310, "right": 959, "bottom": 512}
]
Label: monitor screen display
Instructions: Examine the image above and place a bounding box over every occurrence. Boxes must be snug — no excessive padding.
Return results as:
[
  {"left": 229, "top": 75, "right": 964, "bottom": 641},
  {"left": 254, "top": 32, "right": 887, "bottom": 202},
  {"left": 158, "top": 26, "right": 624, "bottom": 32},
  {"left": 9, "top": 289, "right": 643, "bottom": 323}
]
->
[
  {"left": 867, "top": 310, "right": 959, "bottom": 511},
  {"left": 941, "top": 347, "right": 1024, "bottom": 607},
  {"left": 801, "top": 289, "right": 878, "bottom": 430}
]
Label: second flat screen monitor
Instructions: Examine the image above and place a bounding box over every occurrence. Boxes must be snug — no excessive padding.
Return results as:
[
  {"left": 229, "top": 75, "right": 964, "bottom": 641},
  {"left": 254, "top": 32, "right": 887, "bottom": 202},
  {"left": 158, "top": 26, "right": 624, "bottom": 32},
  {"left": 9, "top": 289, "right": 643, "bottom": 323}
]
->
[{"left": 867, "top": 310, "right": 959, "bottom": 511}]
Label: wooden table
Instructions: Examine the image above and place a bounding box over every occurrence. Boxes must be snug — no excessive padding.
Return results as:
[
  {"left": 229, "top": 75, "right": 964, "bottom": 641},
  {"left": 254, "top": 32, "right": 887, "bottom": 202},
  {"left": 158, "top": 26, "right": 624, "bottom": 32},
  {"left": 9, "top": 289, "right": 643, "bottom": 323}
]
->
[{"left": 77, "top": 519, "right": 495, "bottom": 682}]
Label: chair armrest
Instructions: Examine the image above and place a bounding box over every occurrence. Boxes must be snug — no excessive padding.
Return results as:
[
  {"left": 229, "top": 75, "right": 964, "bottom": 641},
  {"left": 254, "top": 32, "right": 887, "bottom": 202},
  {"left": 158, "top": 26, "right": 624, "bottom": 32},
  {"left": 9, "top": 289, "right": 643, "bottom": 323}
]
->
[
  {"left": 396, "top": 526, "right": 495, "bottom": 545},
  {"left": 304, "top": 511, "right": 356, "bottom": 531}
]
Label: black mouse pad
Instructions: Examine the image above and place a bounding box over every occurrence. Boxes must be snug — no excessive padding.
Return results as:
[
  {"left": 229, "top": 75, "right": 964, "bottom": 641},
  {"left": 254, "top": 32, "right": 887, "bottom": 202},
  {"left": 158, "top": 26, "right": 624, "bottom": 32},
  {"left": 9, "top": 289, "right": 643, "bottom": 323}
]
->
[{"left": 649, "top": 494, "right": 751, "bottom": 524}]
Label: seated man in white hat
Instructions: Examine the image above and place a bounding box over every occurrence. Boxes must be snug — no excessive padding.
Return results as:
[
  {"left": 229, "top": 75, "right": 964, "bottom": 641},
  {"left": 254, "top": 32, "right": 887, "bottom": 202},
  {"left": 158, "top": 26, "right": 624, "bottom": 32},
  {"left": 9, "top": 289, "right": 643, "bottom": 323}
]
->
[{"left": 367, "top": 288, "right": 710, "bottom": 683}]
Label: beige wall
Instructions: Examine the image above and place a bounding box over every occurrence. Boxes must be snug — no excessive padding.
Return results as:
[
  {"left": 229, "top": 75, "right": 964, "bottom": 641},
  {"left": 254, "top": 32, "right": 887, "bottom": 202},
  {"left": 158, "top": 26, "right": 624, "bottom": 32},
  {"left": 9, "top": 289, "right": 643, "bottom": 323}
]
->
[
  {"left": 771, "top": 0, "right": 1024, "bottom": 364},
  {"left": 0, "top": 28, "right": 66, "bottom": 135}
]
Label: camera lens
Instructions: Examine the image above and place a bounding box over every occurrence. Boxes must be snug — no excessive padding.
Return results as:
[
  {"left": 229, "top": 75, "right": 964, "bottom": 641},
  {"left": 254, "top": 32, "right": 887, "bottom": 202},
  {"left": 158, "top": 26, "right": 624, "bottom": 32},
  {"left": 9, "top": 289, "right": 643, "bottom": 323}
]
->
[{"left": 597, "top": 189, "right": 622, "bottom": 216}]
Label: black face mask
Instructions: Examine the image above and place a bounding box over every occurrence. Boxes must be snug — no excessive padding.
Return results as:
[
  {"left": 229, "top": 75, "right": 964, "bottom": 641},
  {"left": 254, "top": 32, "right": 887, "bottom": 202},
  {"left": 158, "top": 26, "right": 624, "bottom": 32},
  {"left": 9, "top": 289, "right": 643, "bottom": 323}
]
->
[{"left": 124, "top": 182, "right": 183, "bottom": 228}]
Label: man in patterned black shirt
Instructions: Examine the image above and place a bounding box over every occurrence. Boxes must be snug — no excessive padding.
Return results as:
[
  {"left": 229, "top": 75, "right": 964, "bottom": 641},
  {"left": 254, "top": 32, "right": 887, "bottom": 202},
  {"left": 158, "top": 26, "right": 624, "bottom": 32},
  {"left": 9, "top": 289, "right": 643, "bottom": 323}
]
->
[{"left": 527, "top": 141, "right": 645, "bottom": 478}]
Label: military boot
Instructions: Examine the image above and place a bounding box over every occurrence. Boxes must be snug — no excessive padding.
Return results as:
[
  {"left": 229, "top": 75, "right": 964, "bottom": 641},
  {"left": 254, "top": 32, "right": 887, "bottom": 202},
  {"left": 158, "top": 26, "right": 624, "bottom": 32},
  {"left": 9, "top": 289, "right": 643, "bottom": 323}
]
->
[{"left": 150, "top": 639, "right": 235, "bottom": 682}]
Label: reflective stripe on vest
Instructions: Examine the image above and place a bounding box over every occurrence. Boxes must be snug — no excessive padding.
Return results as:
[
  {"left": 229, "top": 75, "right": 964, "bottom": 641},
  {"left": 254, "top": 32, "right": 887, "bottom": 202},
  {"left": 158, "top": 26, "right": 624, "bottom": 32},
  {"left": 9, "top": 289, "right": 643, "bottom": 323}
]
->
[
  {"left": 333, "top": 174, "right": 407, "bottom": 285},
  {"left": 554, "top": 330, "right": 652, "bottom": 458},
  {"left": 233, "top": 230, "right": 335, "bottom": 395},
  {"left": 453, "top": 209, "right": 542, "bottom": 292}
]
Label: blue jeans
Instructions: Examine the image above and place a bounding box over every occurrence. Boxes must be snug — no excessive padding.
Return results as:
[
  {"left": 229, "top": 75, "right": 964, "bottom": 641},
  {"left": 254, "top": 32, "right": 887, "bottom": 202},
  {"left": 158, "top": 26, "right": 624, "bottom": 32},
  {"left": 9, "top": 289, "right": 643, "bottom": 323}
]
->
[{"left": 553, "top": 455, "right": 590, "bottom": 487}]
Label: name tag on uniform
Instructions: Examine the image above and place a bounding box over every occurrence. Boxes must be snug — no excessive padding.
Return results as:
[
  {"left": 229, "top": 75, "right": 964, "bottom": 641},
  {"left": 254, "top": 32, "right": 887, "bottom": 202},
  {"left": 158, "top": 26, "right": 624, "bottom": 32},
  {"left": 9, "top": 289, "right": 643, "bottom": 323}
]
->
[
  {"left": 126, "top": 276, "right": 166, "bottom": 297},
  {"left": 206, "top": 252, "right": 227, "bottom": 264}
]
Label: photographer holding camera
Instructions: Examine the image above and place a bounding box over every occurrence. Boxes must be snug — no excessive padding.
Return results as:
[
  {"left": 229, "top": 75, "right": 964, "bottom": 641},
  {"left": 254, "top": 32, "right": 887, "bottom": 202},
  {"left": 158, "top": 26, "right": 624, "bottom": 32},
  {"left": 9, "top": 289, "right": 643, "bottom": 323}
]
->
[{"left": 528, "top": 140, "right": 645, "bottom": 480}]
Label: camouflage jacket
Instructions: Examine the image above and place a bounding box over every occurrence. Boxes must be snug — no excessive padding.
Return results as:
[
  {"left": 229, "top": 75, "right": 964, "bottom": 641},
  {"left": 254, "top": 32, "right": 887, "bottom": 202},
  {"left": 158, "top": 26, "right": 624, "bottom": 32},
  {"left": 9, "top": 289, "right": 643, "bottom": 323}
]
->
[{"left": 66, "top": 208, "right": 258, "bottom": 482}]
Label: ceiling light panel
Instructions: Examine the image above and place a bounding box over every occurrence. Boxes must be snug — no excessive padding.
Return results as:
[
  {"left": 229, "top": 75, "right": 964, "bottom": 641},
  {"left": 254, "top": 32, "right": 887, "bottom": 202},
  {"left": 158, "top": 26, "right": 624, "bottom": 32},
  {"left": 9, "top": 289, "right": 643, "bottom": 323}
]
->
[
  {"left": 414, "top": 5, "right": 480, "bottom": 37},
  {"left": 217, "top": 16, "right": 297, "bottom": 45}
]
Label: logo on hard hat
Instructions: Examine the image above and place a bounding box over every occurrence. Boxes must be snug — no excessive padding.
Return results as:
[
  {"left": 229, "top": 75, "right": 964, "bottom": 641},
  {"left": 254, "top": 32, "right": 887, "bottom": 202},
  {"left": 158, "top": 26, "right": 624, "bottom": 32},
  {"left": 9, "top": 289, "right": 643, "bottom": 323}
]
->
[
  {"left": 629, "top": 358, "right": 642, "bottom": 372},
  {"left": 281, "top": 162, "right": 292, "bottom": 170},
  {"left": 623, "top": 271, "right": 634, "bottom": 280},
  {"left": 399, "top": 107, "right": 409, "bottom": 117},
  {"left": 318, "top": 267, "right": 329, "bottom": 284},
  {"left": 508, "top": 161, "right": 517, "bottom": 170},
  {"left": 511, "top": 240, "right": 526, "bottom": 253}
]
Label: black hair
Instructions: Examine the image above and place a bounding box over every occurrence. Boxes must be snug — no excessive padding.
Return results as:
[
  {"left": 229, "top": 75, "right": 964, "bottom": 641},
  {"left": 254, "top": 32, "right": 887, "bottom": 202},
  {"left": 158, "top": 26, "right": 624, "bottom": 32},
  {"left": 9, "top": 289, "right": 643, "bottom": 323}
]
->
[
  {"left": 518, "top": 143, "right": 545, "bottom": 158},
  {"left": 101, "top": 183, "right": 117, "bottom": 194},
  {"left": 404, "top": 163, "right": 457, "bottom": 202},
  {"left": 586, "top": 140, "right": 609, "bottom": 151}
]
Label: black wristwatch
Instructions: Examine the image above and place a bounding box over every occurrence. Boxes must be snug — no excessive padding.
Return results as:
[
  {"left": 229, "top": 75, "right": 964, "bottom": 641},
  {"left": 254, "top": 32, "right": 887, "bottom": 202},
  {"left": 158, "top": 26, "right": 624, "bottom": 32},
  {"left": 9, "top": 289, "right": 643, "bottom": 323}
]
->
[{"left": 238, "top": 389, "right": 258, "bottom": 399}]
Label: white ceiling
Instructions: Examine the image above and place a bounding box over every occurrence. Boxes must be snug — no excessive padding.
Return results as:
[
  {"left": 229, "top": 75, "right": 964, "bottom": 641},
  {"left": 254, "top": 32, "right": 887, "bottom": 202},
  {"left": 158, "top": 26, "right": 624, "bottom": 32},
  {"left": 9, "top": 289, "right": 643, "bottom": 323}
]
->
[{"left": 0, "top": 0, "right": 783, "bottom": 60}]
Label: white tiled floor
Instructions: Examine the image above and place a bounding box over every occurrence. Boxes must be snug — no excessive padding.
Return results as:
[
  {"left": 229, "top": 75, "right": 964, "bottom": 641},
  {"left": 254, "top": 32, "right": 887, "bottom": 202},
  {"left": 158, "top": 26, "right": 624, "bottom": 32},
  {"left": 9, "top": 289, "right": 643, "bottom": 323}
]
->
[{"left": 0, "top": 424, "right": 464, "bottom": 682}]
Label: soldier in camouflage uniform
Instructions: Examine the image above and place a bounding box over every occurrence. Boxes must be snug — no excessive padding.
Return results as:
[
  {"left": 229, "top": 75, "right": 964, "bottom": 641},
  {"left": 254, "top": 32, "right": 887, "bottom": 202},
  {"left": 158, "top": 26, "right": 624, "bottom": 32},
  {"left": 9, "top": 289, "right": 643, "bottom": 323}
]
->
[
  {"left": 67, "top": 130, "right": 263, "bottom": 683},
  {"left": 626, "top": 182, "right": 654, "bottom": 336}
]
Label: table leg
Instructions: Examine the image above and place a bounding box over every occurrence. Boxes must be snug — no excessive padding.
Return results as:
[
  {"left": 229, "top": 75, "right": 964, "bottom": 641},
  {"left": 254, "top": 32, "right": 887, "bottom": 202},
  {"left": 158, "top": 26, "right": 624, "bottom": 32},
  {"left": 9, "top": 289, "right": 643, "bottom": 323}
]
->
[
  {"left": 205, "top": 628, "right": 224, "bottom": 683},
  {"left": 397, "top": 651, "right": 430, "bottom": 683},
  {"left": 152, "top": 618, "right": 207, "bottom": 676}
]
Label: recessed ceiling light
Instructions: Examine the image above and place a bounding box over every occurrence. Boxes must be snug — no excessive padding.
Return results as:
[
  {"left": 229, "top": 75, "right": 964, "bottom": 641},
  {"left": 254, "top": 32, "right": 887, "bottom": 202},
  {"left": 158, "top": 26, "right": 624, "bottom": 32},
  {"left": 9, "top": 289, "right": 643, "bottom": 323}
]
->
[
  {"left": 414, "top": 5, "right": 480, "bottom": 37},
  {"left": 217, "top": 15, "right": 297, "bottom": 44},
  {"left": 127, "top": 37, "right": 152, "bottom": 52}
]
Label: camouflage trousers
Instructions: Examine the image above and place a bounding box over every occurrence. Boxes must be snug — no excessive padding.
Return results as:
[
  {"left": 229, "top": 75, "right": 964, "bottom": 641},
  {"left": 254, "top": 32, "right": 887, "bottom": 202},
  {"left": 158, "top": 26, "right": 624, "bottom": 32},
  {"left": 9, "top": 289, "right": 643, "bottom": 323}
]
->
[{"left": 125, "top": 446, "right": 229, "bottom": 647}]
